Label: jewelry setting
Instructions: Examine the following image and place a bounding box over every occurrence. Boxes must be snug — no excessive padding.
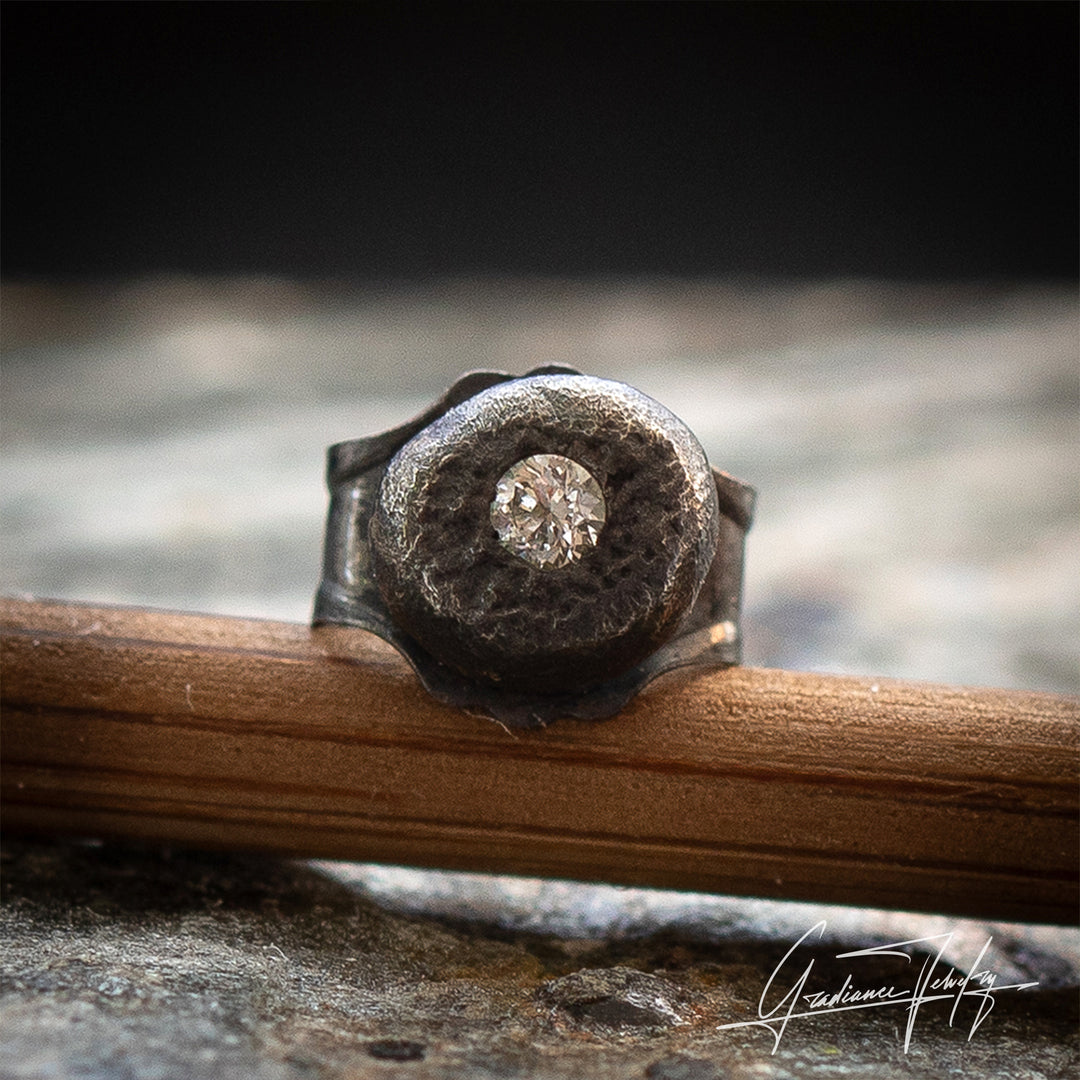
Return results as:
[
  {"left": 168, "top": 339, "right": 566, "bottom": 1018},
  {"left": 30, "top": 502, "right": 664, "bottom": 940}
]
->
[{"left": 313, "top": 367, "right": 754, "bottom": 726}]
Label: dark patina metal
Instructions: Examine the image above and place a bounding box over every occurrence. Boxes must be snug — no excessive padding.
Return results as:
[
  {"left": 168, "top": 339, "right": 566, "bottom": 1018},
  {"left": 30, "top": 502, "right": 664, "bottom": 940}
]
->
[{"left": 313, "top": 367, "right": 754, "bottom": 726}]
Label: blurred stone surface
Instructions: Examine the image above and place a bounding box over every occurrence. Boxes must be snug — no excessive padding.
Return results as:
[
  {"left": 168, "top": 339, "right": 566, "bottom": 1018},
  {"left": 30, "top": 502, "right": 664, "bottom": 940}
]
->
[
  {"left": 1, "top": 279, "right": 1077, "bottom": 1077},
  {"left": 2, "top": 279, "right": 1076, "bottom": 692},
  {"left": 2, "top": 839, "right": 1077, "bottom": 1080}
]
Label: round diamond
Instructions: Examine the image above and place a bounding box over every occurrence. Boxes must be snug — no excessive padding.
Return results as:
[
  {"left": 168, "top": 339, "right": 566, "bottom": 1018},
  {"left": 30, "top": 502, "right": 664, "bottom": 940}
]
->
[{"left": 490, "top": 454, "right": 606, "bottom": 570}]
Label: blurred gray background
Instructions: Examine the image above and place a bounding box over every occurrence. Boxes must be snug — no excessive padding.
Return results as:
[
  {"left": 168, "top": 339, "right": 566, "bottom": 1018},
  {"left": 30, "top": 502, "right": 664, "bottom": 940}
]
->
[
  {"left": 4, "top": 6, "right": 1076, "bottom": 694},
  {"left": 3, "top": 278, "right": 1076, "bottom": 694}
]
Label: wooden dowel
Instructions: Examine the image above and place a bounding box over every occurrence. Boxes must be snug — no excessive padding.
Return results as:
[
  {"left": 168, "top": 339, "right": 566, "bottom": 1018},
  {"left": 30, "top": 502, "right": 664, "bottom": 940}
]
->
[{"left": 2, "top": 597, "right": 1077, "bottom": 924}]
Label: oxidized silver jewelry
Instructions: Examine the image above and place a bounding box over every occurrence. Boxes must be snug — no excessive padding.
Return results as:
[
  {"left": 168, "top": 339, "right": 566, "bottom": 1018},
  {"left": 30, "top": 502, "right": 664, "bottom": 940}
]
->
[{"left": 313, "top": 367, "right": 754, "bottom": 726}]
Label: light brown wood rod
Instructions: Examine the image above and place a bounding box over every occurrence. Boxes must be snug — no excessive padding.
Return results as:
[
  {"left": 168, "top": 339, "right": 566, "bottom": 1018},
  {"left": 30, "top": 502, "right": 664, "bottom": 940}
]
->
[{"left": 2, "top": 597, "right": 1077, "bottom": 923}]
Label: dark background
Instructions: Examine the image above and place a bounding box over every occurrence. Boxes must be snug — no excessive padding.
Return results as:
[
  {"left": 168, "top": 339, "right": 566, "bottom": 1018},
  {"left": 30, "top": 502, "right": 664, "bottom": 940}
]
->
[{"left": 2, "top": 1, "right": 1076, "bottom": 280}]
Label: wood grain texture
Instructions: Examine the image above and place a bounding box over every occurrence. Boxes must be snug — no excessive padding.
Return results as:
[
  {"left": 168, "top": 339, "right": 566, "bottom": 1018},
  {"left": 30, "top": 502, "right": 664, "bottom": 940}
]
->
[{"left": 2, "top": 597, "right": 1077, "bottom": 923}]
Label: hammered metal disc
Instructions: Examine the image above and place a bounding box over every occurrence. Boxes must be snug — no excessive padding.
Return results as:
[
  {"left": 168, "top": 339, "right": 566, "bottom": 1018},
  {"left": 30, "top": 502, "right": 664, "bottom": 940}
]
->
[{"left": 368, "top": 374, "right": 720, "bottom": 694}]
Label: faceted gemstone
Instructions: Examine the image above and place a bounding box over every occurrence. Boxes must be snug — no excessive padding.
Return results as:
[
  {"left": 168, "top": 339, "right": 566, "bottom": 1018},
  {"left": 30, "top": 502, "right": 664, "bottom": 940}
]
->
[{"left": 490, "top": 454, "right": 606, "bottom": 570}]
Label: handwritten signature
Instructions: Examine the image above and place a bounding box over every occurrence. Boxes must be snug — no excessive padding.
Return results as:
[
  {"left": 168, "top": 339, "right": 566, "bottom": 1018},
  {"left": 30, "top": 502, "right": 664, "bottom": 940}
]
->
[{"left": 718, "top": 921, "right": 1038, "bottom": 1053}]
